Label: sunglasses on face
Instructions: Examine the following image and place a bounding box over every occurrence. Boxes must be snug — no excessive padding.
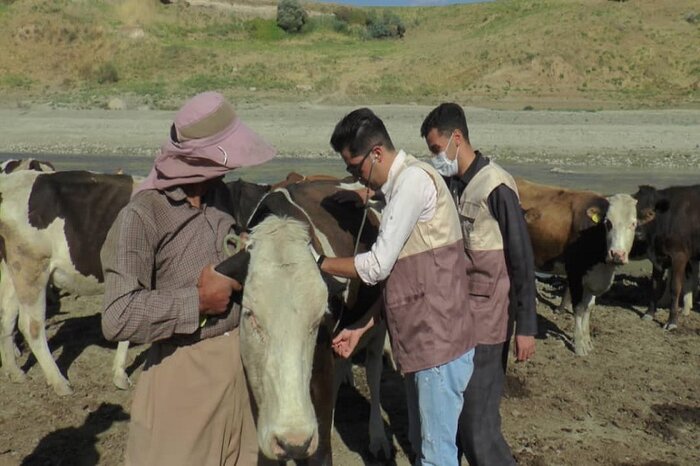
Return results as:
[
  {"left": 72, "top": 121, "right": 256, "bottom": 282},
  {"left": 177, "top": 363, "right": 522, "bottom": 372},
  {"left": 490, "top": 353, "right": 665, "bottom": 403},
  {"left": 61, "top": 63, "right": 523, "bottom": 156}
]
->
[{"left": 345, "top": 148, "right": 374, "bottom": 178}]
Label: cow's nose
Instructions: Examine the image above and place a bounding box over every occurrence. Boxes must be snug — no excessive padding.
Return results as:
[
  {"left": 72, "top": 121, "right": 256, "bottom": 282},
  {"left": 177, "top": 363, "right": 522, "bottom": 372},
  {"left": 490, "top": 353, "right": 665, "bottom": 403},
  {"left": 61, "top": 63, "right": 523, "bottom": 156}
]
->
[
  {"left": 271, "top": 430, "right": 318, "bottom": 459},
  {"left": 609, "top": 250, "right": 628, "bottom": 264}
]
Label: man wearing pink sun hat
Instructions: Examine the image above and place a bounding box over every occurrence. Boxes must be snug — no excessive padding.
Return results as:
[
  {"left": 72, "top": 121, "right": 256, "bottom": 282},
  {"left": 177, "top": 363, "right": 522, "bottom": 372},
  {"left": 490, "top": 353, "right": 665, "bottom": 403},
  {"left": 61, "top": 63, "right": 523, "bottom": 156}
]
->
[{"left": 101, "top": 91, "right": 275, "bottom": 465}]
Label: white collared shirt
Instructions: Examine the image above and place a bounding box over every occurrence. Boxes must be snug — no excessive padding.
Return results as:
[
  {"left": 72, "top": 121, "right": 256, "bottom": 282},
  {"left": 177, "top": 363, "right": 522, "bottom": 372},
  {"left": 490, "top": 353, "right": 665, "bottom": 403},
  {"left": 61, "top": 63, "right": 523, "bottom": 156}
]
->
[{"left": 354, "top": 150, "right": 437, "bottom": 285}]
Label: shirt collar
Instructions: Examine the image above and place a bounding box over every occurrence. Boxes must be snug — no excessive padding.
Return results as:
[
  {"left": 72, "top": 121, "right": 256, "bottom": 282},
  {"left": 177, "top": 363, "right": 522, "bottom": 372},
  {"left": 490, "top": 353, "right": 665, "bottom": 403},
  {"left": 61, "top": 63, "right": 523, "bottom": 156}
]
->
[
  {"left": 162, "top": 185, "right": 213, "bottom": 209},
  {"left": 459, "top": 150, "right": 487, "bottom": 187},
  {"left": 163, "top": 186, "right": 188, "bottom": 202},
  {"left": 380, "top": 149, "right": 406, "bottom": 200}
]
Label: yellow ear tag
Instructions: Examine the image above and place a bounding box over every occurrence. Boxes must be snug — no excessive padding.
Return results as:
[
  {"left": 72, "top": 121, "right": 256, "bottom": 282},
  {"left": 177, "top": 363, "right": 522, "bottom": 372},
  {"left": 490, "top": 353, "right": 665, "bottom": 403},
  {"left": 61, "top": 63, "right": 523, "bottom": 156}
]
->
[{"left": 591, "top": 212, "right": 601, "bottom": 224}]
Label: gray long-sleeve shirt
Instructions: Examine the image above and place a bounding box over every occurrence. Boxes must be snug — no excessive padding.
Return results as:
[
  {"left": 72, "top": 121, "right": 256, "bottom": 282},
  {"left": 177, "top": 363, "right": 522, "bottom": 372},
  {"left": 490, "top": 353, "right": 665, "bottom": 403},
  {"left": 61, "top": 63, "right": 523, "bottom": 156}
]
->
[
  {"left": 449, "top": 152, "right": 538, "bottom": 337},
  {"left": 100, "top": 183, "right": 240, "bottom": 345}
]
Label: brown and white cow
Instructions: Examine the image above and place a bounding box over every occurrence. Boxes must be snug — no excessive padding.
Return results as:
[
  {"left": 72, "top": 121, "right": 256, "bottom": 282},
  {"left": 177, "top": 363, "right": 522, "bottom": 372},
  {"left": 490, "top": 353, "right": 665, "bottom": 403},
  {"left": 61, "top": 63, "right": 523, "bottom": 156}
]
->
[
  {"left": 0, "top": 170, "right": 137, "bottom": 395},
  {"left": 633, "top": 184, "right": 700, "bottom": 329},
  {"left": 516, "top": 178, "right": 638, "bottom": 356},
  {"left": 228, "top": 178, "right": 390, "bottom": 463}
]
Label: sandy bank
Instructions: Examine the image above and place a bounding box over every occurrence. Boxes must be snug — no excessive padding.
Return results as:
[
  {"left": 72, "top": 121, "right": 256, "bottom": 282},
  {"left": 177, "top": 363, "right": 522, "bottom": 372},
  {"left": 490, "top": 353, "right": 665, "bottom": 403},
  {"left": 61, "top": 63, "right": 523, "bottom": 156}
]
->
[{"left": 1, "top": 104, "right": 699, "bottom": 168}]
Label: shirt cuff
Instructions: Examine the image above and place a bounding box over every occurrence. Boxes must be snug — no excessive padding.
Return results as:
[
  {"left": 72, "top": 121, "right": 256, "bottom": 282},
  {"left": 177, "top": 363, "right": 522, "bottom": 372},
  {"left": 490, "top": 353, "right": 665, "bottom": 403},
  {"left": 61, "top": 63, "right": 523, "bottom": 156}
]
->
[{"left": 174, "top": 287, "right": 201, "bottom": 335}]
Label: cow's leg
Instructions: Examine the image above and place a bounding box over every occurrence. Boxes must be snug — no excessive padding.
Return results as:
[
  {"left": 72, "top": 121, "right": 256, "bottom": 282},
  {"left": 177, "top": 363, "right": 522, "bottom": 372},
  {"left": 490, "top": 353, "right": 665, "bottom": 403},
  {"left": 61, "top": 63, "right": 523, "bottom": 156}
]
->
[
  {"left": 643, "top": 265, "right": 665, "bottom": 320},
  {"left": 681, "top": 262, "right": 697, "bottom": 316},
  {"left": 566, "top": 272, "right": 590, "bottom": 356},
  {"left": 15, "top": 289, "right": 72, "bottom": 395},
  {"left": 112, "top": 341, "right": 132, "bottom": 390},
  {"left": 581, "top": 296, "right": 595, "bottom": 353},
  {"left": 7, "top": 249, "right": 72, "bottom": 395},
  {"left": 665, "top": 254, "right": 689, "bottom": 330},
  {"left": 573, "top": 292, "right": 595, "bottom": 356},
  {"left": 308, "top": 327, "right": 334, "bottom": 466},
  {"left": 332, "top": 357, "right": 353, "bottom": 405},
  {"left": 0, "top": 263, "right": 25, "bottom": 382},
  {"left": 364, "top": 321, "right": 392, "bottom": 460},
  {"left": 556, "top": 285, "right": 572, "bottom": 314}
]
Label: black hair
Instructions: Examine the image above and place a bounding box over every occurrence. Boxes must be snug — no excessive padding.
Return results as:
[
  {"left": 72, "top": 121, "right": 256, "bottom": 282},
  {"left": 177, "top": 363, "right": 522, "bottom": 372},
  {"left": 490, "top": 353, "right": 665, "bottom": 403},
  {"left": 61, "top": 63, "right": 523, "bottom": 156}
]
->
[
  {"left": 330, "top": 108, "right": 395, "bottom": 156},
  {"left": 420, "top": 102, "right": 470, "bottom": 142}
]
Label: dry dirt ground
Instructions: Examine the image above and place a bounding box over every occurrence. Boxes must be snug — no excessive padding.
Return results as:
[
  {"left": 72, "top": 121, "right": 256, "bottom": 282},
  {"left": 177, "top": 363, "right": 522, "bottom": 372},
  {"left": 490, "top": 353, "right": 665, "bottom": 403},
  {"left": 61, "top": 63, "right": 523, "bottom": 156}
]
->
[{"left": 0, "top": 264, "right": 698, "bottom": 466}]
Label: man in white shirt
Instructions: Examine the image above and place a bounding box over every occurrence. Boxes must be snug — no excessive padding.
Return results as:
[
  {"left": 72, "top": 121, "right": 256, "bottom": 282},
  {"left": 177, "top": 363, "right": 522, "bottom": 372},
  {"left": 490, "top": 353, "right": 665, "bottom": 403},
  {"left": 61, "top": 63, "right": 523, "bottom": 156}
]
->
[{"left": 320, "top": 108, "right": 476, "bottom": 466}]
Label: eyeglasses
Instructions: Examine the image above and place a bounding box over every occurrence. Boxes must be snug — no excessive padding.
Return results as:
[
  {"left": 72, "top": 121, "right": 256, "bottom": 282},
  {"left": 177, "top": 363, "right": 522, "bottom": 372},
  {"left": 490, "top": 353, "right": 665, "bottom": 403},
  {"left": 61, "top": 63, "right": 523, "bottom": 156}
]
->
[{"left": 345, "top": 148, "right": 374, "bottom": 179}]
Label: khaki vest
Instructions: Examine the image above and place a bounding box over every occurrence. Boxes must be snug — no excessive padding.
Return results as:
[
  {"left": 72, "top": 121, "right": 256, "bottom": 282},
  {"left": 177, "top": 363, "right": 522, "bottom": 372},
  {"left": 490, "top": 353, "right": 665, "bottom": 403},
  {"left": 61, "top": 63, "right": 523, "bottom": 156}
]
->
[
  {"left": 383, "top": 154, "right": 475, "bottom": 373},
  {"left": 458, "top": 162, "right": 517, "bottom": 344}
]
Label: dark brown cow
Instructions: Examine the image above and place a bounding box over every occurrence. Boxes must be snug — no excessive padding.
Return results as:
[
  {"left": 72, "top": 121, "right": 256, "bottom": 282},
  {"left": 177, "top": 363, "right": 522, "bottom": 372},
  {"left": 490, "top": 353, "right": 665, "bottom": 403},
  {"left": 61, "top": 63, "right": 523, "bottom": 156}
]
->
[
  {"left": 633, "top": 184, "right": 700, "bottom": 329},
  {"left": 515, "top": 178, "right": 638, "bottom": 356}
]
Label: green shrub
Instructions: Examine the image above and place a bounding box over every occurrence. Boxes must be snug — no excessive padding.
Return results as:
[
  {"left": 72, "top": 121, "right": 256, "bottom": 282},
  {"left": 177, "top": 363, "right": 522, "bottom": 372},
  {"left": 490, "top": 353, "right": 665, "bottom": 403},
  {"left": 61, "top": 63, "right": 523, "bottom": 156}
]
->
[
  {"left": 277, "top": 0, "right": 307, "bottom": 33},
  {"left": 333, "top": 6, "right": 368, "bottom": 26},
  {"left": 365, "top": 11, "right": 405, "bottom": 39},
  {"left": 96, "top": 62, "right": 119, "bottom": 84},
  {"left": 684, "top": 11, "right": 699, "bottom": 24}
]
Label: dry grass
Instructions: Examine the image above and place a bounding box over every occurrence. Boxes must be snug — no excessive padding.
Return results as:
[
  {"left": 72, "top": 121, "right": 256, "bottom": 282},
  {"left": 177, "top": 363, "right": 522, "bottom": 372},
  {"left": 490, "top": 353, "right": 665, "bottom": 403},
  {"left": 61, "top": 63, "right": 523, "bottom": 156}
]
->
[{"left": 0, "top": 0, "right": 697, "bottom": 109}]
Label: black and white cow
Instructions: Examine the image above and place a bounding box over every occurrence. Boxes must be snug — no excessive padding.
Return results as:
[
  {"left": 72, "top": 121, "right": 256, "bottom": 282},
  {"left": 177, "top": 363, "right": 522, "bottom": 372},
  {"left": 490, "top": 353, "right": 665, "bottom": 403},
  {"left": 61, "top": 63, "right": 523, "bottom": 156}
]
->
[
  {"left": 0, "top": 172, "right": 278, "bottom": 396},
  {"left": 0, "top": 158, "right": 55, "bottom": 174},
  {"left": 0, "top": 170, "right": 135, "bottom": 395},
  {"left": 633, "top": 184, "right": 700, "bottom": 329}
]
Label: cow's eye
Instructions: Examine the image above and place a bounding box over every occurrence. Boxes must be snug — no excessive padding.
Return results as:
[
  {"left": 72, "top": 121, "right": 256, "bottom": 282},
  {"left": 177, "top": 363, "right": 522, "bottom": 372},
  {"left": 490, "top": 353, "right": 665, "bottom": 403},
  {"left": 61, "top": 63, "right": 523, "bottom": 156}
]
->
[
  {"left": 243, "top": 309, "right": 264, "bottom": 335},
  {"left": 604, "top": 219, "right": 613, "bottom": 231}
]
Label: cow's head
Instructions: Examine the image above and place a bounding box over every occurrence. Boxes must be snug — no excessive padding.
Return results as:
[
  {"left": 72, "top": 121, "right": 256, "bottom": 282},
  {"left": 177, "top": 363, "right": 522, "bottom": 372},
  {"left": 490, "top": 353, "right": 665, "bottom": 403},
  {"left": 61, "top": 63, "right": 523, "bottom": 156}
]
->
[
  {"left": 600, "top": 193, "right": 638, "bottom": 265},
  {"left": 240, "top": 216, "right": 328, "bottom": 460},
  {"left": 632, "top": 185, "right": 671, "bottom": 243}
]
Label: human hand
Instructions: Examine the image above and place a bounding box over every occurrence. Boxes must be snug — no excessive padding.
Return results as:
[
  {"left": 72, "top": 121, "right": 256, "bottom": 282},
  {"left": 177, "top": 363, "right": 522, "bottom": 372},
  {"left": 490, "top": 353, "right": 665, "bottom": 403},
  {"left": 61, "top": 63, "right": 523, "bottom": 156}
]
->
[
  {"left": 514, "top": 335, "right": 536, "bottom": 361},
  {"left": 332, "top": 327, "right": 365, "bottom": 358},
  {"left": 197, "top": 265, "right": 240, "bottom": 315}
]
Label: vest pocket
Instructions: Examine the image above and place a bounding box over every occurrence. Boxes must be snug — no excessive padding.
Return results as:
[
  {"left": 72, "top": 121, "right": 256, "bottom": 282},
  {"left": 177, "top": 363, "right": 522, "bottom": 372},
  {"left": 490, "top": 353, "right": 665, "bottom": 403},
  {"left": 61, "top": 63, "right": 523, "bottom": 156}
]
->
[
  {"left": 469, "top": 279, "right": 495, "bottom": 298},
  {"left": 459, "top": 201, "right": 481, "bottom": 247}
]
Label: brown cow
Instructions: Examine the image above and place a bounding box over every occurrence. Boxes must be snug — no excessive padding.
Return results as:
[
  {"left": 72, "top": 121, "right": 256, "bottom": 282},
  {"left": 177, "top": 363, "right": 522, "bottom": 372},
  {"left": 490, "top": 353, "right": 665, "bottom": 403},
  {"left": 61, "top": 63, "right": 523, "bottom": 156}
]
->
[{"left": 516, "top": 178, "right": 638, "bottom": 356}]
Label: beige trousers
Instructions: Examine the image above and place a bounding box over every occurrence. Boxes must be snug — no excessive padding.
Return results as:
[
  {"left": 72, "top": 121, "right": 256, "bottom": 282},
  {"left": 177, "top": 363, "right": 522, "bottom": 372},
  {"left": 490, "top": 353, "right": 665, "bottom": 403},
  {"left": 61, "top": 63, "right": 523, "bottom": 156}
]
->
[{"left": 125, "top": 329, "right": 258, "bottom": 466}]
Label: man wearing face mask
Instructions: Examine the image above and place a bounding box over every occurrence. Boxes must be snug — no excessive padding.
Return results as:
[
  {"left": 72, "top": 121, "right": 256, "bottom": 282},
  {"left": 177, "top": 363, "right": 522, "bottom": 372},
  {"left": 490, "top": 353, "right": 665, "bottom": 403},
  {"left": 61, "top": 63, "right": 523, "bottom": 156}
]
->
[{"left": 421, "top": 103, "right": 537, "bottom": 466}]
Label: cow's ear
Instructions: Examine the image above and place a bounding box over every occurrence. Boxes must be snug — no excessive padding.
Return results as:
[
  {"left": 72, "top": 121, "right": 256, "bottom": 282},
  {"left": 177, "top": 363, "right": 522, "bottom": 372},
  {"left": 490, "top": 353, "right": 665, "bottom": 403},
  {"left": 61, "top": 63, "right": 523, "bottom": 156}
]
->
[
  {"left": 586, "top": 206, "right": 603, "bottom": 224},
  {"left": 639, "top": 207, "right": 656, "bottom": 225},
  {"left": 655, "top": 199, "right": 670, "bottom": 213},
  {"left": 215, "top": 250, "right": 250, "bottom": 284}
]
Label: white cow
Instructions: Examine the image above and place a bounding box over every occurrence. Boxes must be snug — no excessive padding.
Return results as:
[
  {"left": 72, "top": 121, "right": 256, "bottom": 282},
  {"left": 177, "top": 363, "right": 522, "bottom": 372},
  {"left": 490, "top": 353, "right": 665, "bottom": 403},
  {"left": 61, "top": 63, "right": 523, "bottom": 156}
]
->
[{"left": 241, "top": 216, "right": 330, "bottom": 462}]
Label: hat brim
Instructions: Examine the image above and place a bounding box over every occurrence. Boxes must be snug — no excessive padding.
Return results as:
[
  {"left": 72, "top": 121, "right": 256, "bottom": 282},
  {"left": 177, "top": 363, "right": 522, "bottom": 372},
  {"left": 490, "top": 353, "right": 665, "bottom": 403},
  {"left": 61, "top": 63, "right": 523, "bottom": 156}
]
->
[{"left": 193, "top": 118, "right": 276, "bottom": 170}]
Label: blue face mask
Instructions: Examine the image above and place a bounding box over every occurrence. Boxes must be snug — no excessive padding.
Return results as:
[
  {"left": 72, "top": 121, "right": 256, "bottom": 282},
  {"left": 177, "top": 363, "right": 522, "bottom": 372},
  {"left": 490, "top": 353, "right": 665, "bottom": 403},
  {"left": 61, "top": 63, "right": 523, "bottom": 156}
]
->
[{"left": 430, "top": 133, "right": 459, "bottom": 177}]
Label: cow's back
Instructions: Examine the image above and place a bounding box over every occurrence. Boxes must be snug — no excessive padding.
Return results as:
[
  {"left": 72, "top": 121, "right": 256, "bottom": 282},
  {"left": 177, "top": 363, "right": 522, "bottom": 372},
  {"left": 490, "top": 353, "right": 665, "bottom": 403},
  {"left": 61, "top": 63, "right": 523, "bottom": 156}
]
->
[
  {"left": 1, "top": 170, "right": 134, "bottom": 282},
  {"left": 516, "top": 177, "right": 607, "bottom": 268},
  {"left": 647, "top": 185, "right": 700, "bottom": 258}
]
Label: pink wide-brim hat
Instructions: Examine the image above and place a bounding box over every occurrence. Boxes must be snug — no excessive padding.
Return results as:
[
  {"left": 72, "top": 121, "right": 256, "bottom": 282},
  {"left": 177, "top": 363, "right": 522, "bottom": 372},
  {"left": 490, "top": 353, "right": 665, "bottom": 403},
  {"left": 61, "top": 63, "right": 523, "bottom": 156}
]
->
[{"left": 135, "top": 91, "right": 276, "bottom": 194}]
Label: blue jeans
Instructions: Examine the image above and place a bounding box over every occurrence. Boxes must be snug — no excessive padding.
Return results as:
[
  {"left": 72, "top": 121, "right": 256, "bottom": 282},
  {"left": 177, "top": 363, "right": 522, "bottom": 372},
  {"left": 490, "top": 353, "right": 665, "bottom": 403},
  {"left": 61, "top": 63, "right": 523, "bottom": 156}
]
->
[{"left": 405, "top": 348, "right": 475, "bottom": 466}]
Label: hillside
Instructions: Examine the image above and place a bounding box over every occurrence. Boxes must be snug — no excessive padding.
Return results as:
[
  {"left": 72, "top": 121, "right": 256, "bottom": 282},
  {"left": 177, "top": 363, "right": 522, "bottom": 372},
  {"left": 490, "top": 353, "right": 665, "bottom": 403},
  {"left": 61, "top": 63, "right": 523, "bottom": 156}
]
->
[{"left": 0, "top": 0, "right": 698, "bottom": 110}]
